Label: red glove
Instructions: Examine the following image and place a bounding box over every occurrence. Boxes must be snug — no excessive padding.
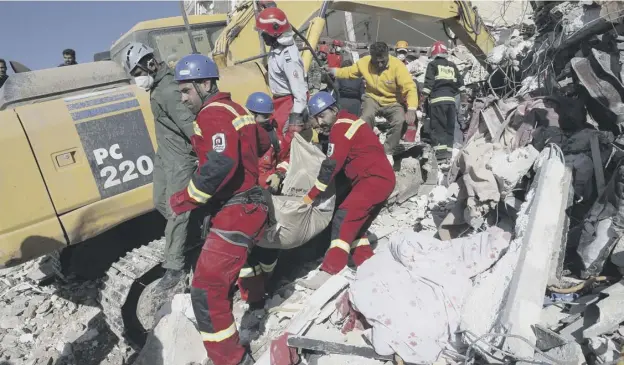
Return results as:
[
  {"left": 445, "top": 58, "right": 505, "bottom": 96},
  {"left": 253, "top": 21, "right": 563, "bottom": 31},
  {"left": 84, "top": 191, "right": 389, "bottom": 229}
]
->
[{"left": 169, "top": 189, "right": 199, "bottom": 215}]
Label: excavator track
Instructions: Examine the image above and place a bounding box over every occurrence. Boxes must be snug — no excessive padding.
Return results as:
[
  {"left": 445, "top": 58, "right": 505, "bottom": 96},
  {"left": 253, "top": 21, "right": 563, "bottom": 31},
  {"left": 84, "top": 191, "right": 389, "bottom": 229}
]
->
[{"left": 99, "top": 238, "right": 165, "bottom": 346}]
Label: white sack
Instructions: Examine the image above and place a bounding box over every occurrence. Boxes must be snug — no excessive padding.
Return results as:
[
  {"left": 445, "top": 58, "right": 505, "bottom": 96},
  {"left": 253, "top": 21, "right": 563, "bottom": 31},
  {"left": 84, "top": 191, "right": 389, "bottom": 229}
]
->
[
  {"left": 349, "top": 227, "right": 511, "bottom": 364},
  {"left": 257, "top": 133, "right": 335, "bottom": 249}
]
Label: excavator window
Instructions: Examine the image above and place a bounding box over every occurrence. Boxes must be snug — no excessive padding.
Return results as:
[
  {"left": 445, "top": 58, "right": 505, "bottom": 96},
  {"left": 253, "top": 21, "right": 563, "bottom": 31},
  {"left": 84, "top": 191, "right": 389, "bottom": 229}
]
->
[{"left": 149, "top": 24, "right": 224, "bottom": 68}]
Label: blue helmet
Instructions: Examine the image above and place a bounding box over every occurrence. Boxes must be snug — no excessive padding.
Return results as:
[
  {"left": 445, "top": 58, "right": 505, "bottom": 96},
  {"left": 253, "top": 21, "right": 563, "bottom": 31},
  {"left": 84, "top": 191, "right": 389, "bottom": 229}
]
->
[
  {"left": 308, "top": 91, "right": 336, "bottom": 116},
  {"left": 174, "top": 54, "right": 219, "bottom": 82},
  {"left": 245, "top": 92, "right": 274, "bottom": 114}
]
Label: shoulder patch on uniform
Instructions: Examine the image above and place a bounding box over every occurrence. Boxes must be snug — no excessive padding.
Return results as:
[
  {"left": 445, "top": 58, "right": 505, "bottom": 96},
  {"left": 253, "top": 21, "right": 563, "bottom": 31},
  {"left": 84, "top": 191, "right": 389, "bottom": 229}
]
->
[
  {"left": 212, "top": 133, "right": 226, "bottom": 153},
  {"left": 327, "top": 143, "right": 335, "bottom": 157},
  {"left": 284, "top": 50, "right": 291, "bottom": 62}
]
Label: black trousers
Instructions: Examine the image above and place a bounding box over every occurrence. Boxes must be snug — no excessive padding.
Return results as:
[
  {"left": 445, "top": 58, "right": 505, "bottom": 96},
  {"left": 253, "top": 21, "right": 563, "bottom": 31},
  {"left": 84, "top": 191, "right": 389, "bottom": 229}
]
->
[{"left": 428, "top": 102, "right": 457, "bottom": 148}]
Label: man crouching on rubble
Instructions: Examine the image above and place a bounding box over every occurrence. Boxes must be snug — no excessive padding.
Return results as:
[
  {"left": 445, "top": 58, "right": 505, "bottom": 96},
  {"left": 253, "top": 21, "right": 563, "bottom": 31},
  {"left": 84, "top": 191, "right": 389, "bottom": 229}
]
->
[
  {"left": 169, "top": 54, "right": 270, "bottom": 365},
  {"left": 300, "top": 92, "right": 396, "bottom": 289}
]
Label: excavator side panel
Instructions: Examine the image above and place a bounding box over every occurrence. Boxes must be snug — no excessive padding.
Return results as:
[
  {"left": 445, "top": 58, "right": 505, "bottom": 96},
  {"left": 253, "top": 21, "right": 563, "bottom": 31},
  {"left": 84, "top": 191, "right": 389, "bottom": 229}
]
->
[
  {"left": 16, "top": 85, "right": 157, "bottom": 244},
  {"left": 0, "top": 110, "right": 66, "bottom": 267}
]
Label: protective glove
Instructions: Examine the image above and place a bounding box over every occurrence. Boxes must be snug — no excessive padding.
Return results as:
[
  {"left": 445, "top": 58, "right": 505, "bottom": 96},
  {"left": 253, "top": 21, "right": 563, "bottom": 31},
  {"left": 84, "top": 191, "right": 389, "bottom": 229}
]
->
[
  {"left": 169, "top": 190, "right": 199, "bottom": 216},
  {"left": 327, "top": 67, "right": 337, "bottom": 78},
  {"left": 288, "top": 113, "right": 304, "bottom": 126},
  {"left": 265, "top": 172, "right": 284, "bottom": 194},
  {"left": 303, "top": 195, "right": 313, "bottom": 205},
  {"left": 406, "top": 109, "right": 417, "bottom": 126}
]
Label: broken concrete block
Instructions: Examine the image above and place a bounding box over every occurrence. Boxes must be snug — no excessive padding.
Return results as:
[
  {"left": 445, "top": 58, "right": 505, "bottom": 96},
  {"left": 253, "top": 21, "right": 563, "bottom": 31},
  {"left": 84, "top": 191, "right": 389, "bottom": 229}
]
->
[
  {"left": 132, "top": 311, "right": 207, "bottom": 365},
  {"left": 499, "top": 147, "right": 573, "bottom": 359},
  {"left": 489, "top": 145, "right": 539, "bottom": 198},
  {"left": 532, "top": 342, "right": 585, "bottom": 365},
  {"left": 583, "top": 280, "right": 624, "bottom": 338}
]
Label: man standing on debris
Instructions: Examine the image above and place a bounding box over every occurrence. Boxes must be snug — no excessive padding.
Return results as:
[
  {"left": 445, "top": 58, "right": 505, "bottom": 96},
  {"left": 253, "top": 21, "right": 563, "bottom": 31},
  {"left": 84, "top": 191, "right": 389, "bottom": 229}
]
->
[
  {"left": 0, "top": 59, "right": 8, "bottom": 88},
  {"left": 59, "top": 49, "right": 78, "bottom": 67},
  {"left": 123, "top": 42, "right": 197, "bottom": 295},
  {"left": 170, "top": 54, "right": 270, "bottom": 365},
  {"left": 256, "top": 7, "right": 308, "bottom": 133},
  {"left": 421, "top": 41, "right": 466, "bottom": 164},
  {"left": 395, "top": 40, "right": 410, "bottom": 65},
  {"left": 308, "top": 44, "right": 331, "bottom": 95},
  {"left": 327, "top": 39, "right": 344, "bottom": 68},
  {"left": 299, "top": 92, "right": 395, "bottom": 289},
  {"left": 329, "top": 41, "right": 418, "bottom": 165}
]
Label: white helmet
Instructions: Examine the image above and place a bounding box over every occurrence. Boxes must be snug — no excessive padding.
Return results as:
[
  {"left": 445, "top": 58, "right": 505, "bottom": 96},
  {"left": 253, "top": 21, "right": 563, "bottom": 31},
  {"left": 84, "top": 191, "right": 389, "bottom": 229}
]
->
[{"left": 123, "top": 42, "right": 154, "bottom": 73}]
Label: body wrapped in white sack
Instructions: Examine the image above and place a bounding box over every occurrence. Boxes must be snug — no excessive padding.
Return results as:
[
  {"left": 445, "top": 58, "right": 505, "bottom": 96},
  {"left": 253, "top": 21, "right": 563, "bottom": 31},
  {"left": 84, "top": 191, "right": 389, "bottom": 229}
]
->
[{"left": 257, "top": 133, "right": 336, "bottom": 249}]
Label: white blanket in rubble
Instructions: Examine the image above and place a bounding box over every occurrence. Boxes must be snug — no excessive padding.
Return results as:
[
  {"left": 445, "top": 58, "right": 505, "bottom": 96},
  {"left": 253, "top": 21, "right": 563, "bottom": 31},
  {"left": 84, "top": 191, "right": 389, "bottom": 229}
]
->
[
  {"left": 349, "top": 227, "right": 511, "bottom": 364},
  {"left": 257, "top": 133, "right": 336, "bottom": 250}
]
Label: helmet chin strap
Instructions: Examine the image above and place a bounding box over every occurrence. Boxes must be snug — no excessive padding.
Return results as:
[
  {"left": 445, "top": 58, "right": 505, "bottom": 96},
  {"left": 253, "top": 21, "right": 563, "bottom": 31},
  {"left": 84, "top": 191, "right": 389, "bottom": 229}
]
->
[{"left": 192, "top": 80, "right": 218, "bottom": 103}]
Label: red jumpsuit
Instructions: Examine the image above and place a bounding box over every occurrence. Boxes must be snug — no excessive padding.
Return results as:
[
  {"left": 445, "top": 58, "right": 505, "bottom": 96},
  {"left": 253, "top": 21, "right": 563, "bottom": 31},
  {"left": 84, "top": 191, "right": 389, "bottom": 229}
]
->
[
  {"left": 304, "top": 110, "right": 396, "bottom": 274},
  {"left": 258, "top": 119, "right": 292, "bottom": 188},
  {"left": 327, "top": 53, "right": 343, "bottom": 68},
  {"left": 169, "top": 92, "right": 270, "bottom": 365}
]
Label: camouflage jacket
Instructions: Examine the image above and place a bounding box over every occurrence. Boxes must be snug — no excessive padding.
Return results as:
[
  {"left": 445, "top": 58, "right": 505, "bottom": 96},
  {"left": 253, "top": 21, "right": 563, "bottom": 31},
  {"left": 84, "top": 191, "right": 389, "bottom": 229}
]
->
[{"left": 307, "top": 58, "right": 329, "bottom": 94}]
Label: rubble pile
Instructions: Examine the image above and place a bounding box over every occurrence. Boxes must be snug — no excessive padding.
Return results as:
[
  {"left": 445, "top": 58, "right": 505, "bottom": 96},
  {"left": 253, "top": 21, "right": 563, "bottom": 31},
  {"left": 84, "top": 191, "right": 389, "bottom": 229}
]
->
[
  {"left": 406, "top": 45, "right": 489, "bottom": 86},
  {"left": 0, "top": 257, "right": 131, "bottom": 365}
]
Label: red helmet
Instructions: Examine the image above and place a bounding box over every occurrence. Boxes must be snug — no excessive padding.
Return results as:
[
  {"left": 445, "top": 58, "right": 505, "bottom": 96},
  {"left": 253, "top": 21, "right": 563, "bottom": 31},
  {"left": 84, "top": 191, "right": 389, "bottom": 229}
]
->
[
  {"left": 258, "top": 0, "right": 277, "bottom": 9},
  {"left": 318, "top": 44, "right": 330, "bottom": 54},
  {"left": 256, "top": 7, "right": 291, "bottom": 37},
  {"left": 431, "top": 41, "right": 448, "bottom": 57},
  {"left": 332, "top": 39, "right": 344, "bottom": 47}
]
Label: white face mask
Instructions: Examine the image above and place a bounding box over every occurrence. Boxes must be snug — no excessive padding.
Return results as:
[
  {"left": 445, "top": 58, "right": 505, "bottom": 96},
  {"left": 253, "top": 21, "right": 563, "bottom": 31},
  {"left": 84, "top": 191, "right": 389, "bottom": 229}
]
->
[
  {"left": 134, "top": 75, "right": 154, "bottom": 91},
  {"left": 397, "top": 53, "right": 406, "bottom": 61},
  {"left": 335, "top": 47, "right": 342, "bottom": 52}
]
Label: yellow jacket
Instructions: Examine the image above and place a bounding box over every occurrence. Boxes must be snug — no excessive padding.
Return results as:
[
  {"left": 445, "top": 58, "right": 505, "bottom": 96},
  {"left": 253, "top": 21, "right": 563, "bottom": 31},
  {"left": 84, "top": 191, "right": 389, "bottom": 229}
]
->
[{"left": 335, "top": 55, "right": 418, "bottom": 109}]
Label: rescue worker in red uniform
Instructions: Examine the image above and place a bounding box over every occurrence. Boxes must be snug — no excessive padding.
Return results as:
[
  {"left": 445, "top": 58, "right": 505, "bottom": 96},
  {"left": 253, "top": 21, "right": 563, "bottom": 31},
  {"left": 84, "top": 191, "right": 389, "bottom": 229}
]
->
[
  {"left": 256, "top": 7, "right": 309, "bottom": 134},
  {"left": 246, "top": 92, "right": 288, "bottom": 194},
  {"left": 300, "top": 92, "right": 396, "bottom": 289},
  {"left": 327, "top": 39, "right": 344, "bottom": 68},
  {"left": 169, "top": 54, "right": 270, "bottom": 365}
]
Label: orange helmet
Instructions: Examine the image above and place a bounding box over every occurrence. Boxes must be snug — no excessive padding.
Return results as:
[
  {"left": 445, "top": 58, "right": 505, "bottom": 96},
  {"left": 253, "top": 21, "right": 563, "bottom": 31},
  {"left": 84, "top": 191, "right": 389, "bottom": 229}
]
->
[
  {"left": 318, "top": 44, "right": 330, "bottom": 54},
  {"left": 395, "top": 40, "right": 409, "bottom": 51},
  {"left": 431, "top": 41, "right": 448, "bottom": 57},
  {"left": 256, "top": 7, "right": 291, "bottom": 37}
]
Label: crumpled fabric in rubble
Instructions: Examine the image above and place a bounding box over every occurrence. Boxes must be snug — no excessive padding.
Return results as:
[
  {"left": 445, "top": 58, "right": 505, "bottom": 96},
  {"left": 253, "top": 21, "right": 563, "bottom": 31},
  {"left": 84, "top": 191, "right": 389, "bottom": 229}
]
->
[
  {"left": 349, "top": 227, "right": 511, "bottom": 364},
  {"left": 577, "top": 165, "right": 624, "bottom": 278}
]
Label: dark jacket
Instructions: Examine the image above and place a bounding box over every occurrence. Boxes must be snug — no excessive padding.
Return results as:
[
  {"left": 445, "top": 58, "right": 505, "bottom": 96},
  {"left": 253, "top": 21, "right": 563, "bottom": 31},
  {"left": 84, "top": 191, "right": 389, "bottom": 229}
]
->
[
  {"left": 422, "top": 56, "right": 464, "bottom": 105},
  {"left": 0, "top": 75, "right": 7, "bottom": 89},
  {"left": 336, "top": 78, "right": 365, "bottom": 116},
  {"left": 150, "top": 64, "right": 197, "bottom": 164}
]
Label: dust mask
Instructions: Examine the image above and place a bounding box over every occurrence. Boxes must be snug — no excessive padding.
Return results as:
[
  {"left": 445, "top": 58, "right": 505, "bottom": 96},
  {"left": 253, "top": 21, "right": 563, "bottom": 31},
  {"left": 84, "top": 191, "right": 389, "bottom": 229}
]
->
[
  {"left": 335, "top": 46, "right": 342, "bottom": 52},
  {"left": 397, "top": 53, "right": 406, "bottom": 61},
  {"left": 135, "top": 75, "right": 154, "bottom": 91}
]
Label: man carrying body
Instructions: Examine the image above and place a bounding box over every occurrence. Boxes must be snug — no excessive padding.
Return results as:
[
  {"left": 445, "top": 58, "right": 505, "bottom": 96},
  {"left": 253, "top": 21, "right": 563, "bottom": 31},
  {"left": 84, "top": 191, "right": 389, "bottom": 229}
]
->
[
  {"left": 256, "top": 7, "right": 308, "bottom": 133},
  {"left": 0, "top": 59, "right": 8, "bottom": 88},
  {"left": 421, "top": 41, "right": 465, "bottom": 164},
  {"left": 300, "top": 92, "right": 396, "bottom": 289},
  {"left": 123, "top": 42, "right": 197, "bottom": 293},
  {"left": 329, "top": 42, "right": 418, "bottom": 165},
  {"left": 59, "top": 49, "right": 78, "bottom": 67},
  {"left": 170, "top": 54, "right": 270, "bottom": 365}
]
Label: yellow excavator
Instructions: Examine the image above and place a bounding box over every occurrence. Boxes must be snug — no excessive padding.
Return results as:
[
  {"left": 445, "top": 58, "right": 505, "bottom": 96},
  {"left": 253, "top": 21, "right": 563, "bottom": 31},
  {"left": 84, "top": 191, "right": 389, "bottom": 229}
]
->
[{"left": 0, "top": 0, "right": 494, "bottom": 344}]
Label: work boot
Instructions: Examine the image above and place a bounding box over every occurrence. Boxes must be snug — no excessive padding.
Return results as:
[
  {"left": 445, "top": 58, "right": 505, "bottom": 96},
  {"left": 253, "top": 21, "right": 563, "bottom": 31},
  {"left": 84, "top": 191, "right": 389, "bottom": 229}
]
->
[
  {"left": 239, "top": 351, "right": 255, "bottom": 365},
  {"left": 155, "top": 269, "right": 186, "bottom": 292}
]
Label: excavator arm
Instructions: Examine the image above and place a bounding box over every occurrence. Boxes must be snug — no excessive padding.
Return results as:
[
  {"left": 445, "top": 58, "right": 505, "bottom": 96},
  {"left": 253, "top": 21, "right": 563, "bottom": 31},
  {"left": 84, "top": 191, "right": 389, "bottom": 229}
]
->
[{"left": 215, "top": 0, "right": 495, "bottom": 72}]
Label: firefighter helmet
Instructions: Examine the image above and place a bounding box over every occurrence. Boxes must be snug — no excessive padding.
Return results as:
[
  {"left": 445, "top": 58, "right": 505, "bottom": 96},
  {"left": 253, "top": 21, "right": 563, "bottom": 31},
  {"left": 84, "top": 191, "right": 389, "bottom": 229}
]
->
[
  {"left": 308, "top": 91, "right": 337, "bottom": 116},
  {"left": 332, "top": 39, "right": 344, "bottom": 47},
  {"left": 174, "top": 54, "right": 219, "bottom": 82},
  {"left": 318, "top": 44, "right": 330, "bottom": 54},
  {"left": 245, "top": 92, "right": 274, "bottom": 114},
  {"left": 395, "top": 40, "right": 409, "bottom": 52},
  {"left": 431, "top": 41, "right": 448, "bottom": 57},
  {"left": 123, "top": 42, "right": 154, "bottom": 73},
  {"left": 256, "top": 7, "right": 291, "bottom": 37}
]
